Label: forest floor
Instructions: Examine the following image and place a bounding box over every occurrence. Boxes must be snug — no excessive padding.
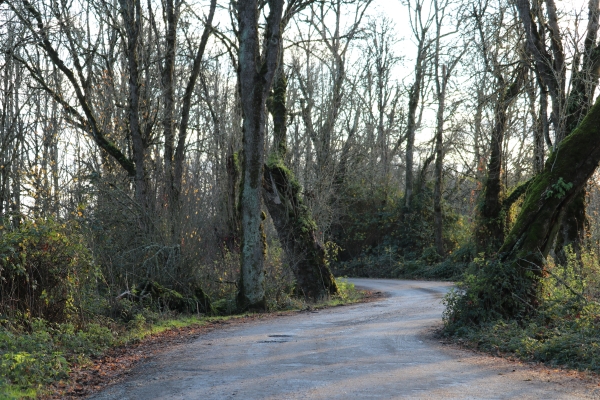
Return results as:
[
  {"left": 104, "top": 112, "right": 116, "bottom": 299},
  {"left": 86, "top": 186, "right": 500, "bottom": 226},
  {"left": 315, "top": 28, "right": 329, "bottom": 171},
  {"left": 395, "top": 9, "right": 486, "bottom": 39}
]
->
[{"left": 57, "top": 279, "right": 600, "bottom": 399}]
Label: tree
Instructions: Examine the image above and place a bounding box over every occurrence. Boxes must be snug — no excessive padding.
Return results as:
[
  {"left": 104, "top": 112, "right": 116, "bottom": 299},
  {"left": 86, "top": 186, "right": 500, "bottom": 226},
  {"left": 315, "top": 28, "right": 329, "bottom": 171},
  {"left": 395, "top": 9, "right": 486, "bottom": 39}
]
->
[
  {"left": 236, "top": 0, "right": 285, "bottom": 310},
  {"left": 262, "top": 1, "right": 339, "bottom": 300},
  {"left": 515, "top": 0, "right": 600, "bottom": 258},
  {"left": 360, "top": 18, "right": 403, "bottom": 189},
  {"left": 404, "top": 0, "right": 433, "bottom": 210},
  {"left": 471, "top": 1, "right": 525, "bottom": 253},
  {"left": 152, "top": 0, "right": 217, "bottom": 236},
  {"left": 485, "top": 98, "right": 600, "bottom": 320},
  {"left": 432, "top": 0, "right": 464, "bottom": 256}
]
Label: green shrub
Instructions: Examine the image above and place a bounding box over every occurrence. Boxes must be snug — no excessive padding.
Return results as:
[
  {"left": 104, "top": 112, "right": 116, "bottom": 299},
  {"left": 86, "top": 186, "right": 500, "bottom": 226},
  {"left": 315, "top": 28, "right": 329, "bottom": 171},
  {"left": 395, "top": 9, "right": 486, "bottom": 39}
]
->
[
  {"left": 443, "top": 245, "right": 600, "bottom": 372},
  {"left": 0, "top": 219, "right": 99, "bottom": 324},
  {"left": 331, "top": 186, "right": 469, "bottom": 279}
]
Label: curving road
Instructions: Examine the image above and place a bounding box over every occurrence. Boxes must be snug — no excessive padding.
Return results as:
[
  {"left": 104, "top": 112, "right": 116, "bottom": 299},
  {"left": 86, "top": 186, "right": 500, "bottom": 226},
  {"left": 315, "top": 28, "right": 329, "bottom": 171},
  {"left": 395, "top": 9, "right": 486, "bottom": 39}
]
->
[{"left": 90, "top": 279, "right": 599, "bottom": 399}]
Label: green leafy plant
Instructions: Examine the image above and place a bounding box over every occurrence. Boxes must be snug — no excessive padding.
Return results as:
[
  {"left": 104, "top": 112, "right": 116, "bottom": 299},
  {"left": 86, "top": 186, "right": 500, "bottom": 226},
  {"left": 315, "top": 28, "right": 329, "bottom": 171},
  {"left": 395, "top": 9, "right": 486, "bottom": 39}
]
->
[{"left": 544, "top": 177, "right": 573, "bottom": 200}]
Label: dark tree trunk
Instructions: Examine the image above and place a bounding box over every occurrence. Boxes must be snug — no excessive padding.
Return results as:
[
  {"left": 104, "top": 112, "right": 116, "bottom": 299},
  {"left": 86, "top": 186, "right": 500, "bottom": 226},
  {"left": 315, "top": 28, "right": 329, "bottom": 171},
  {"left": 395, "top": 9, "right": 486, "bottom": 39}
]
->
[
  {"left": 433, "top": 65, "right": 447, "bottom": 257},
  {"left": 263, "top": 69, "right": 338, "bottom": 300},
  {"left": 226, "top": 146, "right": 241, "bottom": 245},
  {"left": 404, "top": 47, "right": 425, "bottom": 210},
  {"left": 119, "top": 0, "right": 152, "bottom": 227},
  {"left": 491, "top": 97, "right": 600, "bottom": 319},
  {"left": 475, "top": 72, "right": 523, "bottom": 253},
  {"left": 159, "top": 0, "right": 178, "bottom": 227}
]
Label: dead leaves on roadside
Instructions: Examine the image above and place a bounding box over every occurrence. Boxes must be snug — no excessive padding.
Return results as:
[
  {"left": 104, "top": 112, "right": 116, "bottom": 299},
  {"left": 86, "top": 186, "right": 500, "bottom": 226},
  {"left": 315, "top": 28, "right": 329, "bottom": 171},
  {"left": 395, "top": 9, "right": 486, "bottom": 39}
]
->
[{"left": 42, "top": 316, "right": 267, "bottom": 399}]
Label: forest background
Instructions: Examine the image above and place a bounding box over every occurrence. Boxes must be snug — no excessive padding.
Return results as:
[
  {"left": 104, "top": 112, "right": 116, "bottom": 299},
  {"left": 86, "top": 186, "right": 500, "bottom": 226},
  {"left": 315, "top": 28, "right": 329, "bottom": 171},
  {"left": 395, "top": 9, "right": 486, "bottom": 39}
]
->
[{"left": 3, "top": 0, "right": 600, "bottom": 396}]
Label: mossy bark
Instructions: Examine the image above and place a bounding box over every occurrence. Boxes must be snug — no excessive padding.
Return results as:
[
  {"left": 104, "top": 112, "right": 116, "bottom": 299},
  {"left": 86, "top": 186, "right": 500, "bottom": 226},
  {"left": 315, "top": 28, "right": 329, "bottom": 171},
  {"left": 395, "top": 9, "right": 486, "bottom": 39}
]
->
[
  {"left": 263, "top": 69, "right": 337, "bottom": 300},
  {"left": 551, "top": 37, "right": 598, "bottom": 261},
  {"left": 494, "top": 96, "right": 600, "bottom": 318},
  {"left": 263, "top": 160, "right": 338, "bottom": 299},
  {"left": 553, "top": 190, "right": 587, "bottom": 264}
]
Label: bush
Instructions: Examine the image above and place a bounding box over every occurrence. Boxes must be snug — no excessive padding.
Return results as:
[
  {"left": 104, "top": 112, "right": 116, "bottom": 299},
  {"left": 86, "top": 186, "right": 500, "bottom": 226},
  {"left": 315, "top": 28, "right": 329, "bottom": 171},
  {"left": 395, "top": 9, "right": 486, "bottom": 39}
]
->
[
  {"left": 443, "top": 245, "right": 600, "bottom": 372},
  {"left": 330, "top": 186, "right": 470, "bottom": 279},
  {"left": 0, "top": 219, "right": 99, "bottom": 324}
]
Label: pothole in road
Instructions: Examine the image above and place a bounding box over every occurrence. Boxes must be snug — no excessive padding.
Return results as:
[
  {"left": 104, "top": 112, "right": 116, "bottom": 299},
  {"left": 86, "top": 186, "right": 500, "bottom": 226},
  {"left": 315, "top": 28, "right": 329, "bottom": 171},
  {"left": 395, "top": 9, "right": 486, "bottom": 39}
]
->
[
  {"left": 258, "top": 334, "right": 294, "bottom": 343},
  {"left": 259, "top": 340, "right": 288, "bottom": 343}
]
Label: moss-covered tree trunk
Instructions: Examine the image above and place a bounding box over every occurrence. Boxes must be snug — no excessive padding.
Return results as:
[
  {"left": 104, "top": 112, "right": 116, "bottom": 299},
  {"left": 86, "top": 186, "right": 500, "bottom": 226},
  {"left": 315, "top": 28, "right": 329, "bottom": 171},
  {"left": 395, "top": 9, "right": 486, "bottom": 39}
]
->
[
  {"left": 551, "top": 42, "right": 599, "bottom": 262},
  {"left": 263, "top": 161, "right": 338, "bottom": 299},
  {"left": 493, "top": 96, "right": 600, "bottom": 318},
  {"left": 516, "top": 0, "right": 600, "bottom": 263},
  {"left": 236, "top": 0, "right": 284, "bottom": 310},
  {"left": 263, "top": 68, "right": 338, "bottom": 300}
]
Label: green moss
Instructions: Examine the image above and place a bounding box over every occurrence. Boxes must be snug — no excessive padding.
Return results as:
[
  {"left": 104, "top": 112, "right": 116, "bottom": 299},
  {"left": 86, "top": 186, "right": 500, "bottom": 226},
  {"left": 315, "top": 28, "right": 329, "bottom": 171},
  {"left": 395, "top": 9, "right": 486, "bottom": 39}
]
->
[
  {"left": 263, "top": 157, "right": 338, "bottom": 298},
  {"left": 232, "top": 151, "right": 241, "bottom": 175}
]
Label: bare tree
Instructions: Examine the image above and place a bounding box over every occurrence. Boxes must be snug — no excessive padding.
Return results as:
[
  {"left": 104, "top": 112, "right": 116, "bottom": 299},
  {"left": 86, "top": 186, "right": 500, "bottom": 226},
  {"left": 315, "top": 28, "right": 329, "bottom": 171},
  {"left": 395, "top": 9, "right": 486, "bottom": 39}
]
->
[
  {"left": 471, "top": 0, "right": 526, "bottom": 252},
  {"left": 432, "top": 0, "right": 464, "bottom": 256},
  {"left": 404, "top": 0, "right": 433, "bottom": 210},
  {"left": 515, "top": 0, "right": 600, "bottom": 257}
]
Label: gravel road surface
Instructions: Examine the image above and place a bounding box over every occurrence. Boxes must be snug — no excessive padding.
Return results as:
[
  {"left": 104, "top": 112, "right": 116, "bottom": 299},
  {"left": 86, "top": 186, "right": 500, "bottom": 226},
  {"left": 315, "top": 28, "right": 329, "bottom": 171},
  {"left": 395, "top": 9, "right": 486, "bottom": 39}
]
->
[{"left": 90, "top": 278, "right": 600, "bottom": 399}]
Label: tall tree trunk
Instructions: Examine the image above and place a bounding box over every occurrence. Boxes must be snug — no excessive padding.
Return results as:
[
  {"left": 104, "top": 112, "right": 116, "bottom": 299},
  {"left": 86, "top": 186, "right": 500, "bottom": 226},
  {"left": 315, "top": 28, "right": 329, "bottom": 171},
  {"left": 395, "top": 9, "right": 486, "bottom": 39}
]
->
[
  {"left": 263, "top": 68, "right": 338, "bottom": 300},
  {"left": 160, "top": 0, "right": 178, "bottom": 231},
  {"left": 404, "top": 51, "right": 425, "bottom": 210},
  {"left": 433, "top": 65, "right": 447, "bottom": 256},
  {"left": 226, "top": 146, "right": 241, "bottom": 242},
  {"left": 526, "top": 78, "right": 546, "bottom": 174},
  {"left": 236, "top": 0, "right": 284, "bottom": 310},
  {"left": 119, "top": 0, "right": 151, "bottom": 226},
  {"left": 476, "top": 72, "right": 523, "bottom": 253},
  {"left": 486, "top": 96, "right": 600, "bottom": 320}
]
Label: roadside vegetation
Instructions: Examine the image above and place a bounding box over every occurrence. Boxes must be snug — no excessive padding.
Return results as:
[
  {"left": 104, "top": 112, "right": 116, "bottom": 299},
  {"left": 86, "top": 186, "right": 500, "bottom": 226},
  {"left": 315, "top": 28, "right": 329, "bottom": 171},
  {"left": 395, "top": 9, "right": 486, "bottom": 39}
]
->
[{"left": 443, "top": 243, "right": 600, "bottom": 372}]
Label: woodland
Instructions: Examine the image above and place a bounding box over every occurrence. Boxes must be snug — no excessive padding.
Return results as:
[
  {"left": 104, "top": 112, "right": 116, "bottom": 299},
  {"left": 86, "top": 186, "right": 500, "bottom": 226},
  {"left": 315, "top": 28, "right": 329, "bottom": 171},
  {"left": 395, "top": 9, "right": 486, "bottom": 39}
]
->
[{"left": 2, "top": 0, "right": 600, "bottom": 396}]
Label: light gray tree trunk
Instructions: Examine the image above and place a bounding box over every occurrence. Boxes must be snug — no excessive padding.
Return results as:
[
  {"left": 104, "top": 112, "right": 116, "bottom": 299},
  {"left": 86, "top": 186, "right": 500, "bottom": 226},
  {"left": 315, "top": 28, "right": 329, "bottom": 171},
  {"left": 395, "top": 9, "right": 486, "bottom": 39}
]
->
[{"left": 237, "top": 0, "right": 285, "bottom": 310}]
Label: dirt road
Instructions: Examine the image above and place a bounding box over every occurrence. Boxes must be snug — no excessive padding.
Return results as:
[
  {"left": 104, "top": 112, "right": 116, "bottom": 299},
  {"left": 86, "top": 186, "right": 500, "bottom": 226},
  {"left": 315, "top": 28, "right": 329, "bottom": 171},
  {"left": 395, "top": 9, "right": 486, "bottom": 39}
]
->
[{"left": 90, "top": 279, "right": 599, "bottom": 399}]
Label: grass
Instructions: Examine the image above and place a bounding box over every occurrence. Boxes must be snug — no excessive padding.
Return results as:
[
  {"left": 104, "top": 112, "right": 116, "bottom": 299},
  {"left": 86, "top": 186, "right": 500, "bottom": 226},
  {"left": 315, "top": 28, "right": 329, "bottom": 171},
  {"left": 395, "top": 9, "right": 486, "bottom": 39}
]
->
[{"left": 0, "top": 386, "right": 37, "bottom": 399}]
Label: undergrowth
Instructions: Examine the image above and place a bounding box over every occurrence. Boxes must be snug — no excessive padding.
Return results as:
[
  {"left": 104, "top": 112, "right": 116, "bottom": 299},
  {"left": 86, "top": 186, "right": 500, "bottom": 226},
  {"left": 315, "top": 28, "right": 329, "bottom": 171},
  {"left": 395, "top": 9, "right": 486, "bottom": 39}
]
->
[
  {"left": 331, "top": 187, "right": 471, "bottom": 281},
  {"left": 443, "top": 246, "right": 600, "bottom": 372},
  {"left": 334, "top": 243, "right": 474, "bottom": 281}
]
